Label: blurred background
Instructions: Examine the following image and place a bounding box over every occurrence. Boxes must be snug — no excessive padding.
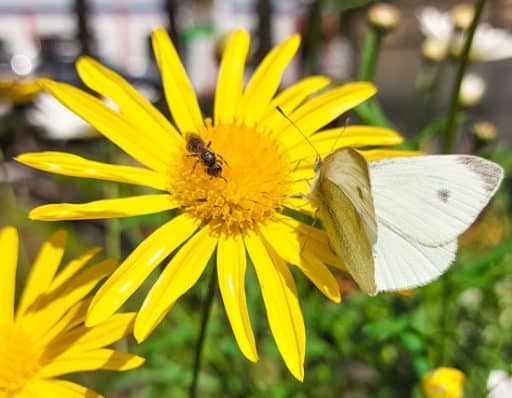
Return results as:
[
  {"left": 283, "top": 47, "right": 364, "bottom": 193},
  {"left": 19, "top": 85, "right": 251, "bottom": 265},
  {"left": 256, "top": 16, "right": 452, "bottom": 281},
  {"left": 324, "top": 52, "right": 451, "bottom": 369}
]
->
[{"left": 0, "top": 0, "right": 511, "bottom": 397}]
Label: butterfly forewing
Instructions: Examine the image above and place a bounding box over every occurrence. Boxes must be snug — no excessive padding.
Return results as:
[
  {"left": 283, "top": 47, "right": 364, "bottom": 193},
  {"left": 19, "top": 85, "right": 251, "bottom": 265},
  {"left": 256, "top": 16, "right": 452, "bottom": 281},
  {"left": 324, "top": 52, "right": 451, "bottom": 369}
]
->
[
  {"left": 312, "top": 148, "right": 378, "bottom": 294},
  {"left": 369, "top": 155, "right": 504, "bottom": 247}
]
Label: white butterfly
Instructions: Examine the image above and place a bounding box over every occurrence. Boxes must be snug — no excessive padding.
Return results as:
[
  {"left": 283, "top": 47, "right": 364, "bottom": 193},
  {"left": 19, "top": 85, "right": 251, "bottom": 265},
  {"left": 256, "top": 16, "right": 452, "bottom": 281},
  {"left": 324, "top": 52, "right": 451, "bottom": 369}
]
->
[{"left": 311, "top": 148, "right": 504, "bottom": 295}]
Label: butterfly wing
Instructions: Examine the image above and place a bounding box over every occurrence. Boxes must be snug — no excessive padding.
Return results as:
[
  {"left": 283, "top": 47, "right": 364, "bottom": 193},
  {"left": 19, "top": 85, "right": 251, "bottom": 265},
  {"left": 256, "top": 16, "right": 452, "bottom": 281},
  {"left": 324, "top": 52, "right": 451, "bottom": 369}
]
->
[
  {"left": 322, "top": 148, "right": 377, "bottom": 243},
  {"left": 370, "top": 155, "right": 504, "bottom": 246},
  {"left": 369, "top": 155, "right": 503, "bottom": 292},
  {"left": 312, "top": 148, "right": 377, "bottom": 294}
]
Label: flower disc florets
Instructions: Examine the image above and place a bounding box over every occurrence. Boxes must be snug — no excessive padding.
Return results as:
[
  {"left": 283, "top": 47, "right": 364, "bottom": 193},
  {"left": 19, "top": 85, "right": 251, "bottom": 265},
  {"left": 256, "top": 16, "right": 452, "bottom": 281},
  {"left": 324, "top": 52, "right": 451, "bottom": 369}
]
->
[{"left": 170, "top": 120, "right": 291, "bottom": 235}]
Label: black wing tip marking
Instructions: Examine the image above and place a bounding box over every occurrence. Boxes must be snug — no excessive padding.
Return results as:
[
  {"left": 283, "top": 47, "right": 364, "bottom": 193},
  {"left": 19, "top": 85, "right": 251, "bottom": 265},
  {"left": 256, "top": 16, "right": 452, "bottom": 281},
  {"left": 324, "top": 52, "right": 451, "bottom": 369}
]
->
[{"left": 456, "top": 156, "right": 504, "bottom": 193}]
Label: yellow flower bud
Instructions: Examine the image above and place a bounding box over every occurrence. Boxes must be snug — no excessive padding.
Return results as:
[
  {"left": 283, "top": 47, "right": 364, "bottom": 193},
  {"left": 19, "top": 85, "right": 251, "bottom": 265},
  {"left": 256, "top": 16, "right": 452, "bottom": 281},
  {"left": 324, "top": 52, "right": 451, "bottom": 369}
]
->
[
  {"left": 368, "top": 3, "right": 401, "bottom": 31},
  {"left": 452, "top": 4, "right": 475, "bottom": 30},
  {"left": 421, "top": 367, "right": 465, "bottom": 398},
  {"left": 421, "top": 37, "right": 449, "bottom": 62}
]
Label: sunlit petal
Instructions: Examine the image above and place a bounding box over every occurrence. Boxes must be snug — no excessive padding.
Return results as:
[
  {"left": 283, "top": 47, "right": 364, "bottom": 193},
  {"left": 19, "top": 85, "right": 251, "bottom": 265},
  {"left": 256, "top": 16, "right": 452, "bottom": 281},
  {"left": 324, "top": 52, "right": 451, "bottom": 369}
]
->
[
  {"left": 152, "top": 27, "right": 204, "bottom": 134},
  {"left": 16, "top": 230, "right": 67, "bottom": 318},
  {"left": 217, "top": 233, "right": 257, "bottom": 362},
  {"left": 0, "top": 226, "right": 18, "bottom": 325},
  {"left": 77, "top": 56, "right": 182, "bottom": 150},
  {"left": 29, "top": 194, "right": 178, "bottom": 221},
  {"left": 87, "top": 214, "right": 199, "bottom": 326},
  {"left": 16, "top": 152, "right": 169, "bottom": 191},
  {"left": 244, "top": 230, "right": 305, "bottom": 381},
  {"left": 261, "top": 221, "right": 340, "bottom": 303},
  {"left": 237, "top": 35, "right": 300, "bottom": 126},
  {"left": 39, "top": 349, "right": 145, "bottom": 378},
  {"left": 23, "top": 379, "right": 101, "bottom": 398},
  {"left": 39, "top": 79, "right": 169, "bottom": 172},
  {"left": 134, "top": 226, "right": 218, "bottom": 342},
  {"left": 214, "top": 30, "right": 250, "bottom": 125}
]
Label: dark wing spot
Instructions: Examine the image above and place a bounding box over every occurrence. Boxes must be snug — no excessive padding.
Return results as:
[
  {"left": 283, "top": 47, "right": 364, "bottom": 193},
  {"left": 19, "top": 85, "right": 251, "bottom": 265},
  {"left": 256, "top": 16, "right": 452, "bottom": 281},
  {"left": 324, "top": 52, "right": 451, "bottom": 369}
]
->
[
  {"left": 438, "top": 189, "right": 450, "bottom": 203},
  {"left": 357, "top": 187, "right": 364, "bottom": 199}
]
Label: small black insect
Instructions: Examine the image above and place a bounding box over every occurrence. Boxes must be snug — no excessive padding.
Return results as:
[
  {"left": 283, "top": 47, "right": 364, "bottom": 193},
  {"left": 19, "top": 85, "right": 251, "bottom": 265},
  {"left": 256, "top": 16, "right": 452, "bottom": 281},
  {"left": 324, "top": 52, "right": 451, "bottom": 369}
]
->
[{"left": 185, "top": 133, "right": 226, "bottom": 179}]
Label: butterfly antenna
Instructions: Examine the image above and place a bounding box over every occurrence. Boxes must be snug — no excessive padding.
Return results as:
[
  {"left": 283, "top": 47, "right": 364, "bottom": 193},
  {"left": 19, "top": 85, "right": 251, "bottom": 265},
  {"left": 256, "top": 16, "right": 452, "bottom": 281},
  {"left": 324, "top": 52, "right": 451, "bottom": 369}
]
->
[
  {"left": 276, "top": 106, "right": 321, "bottom": 165},
  {"left": 328, "top": 116, "right": 350, "bottom": 155}
]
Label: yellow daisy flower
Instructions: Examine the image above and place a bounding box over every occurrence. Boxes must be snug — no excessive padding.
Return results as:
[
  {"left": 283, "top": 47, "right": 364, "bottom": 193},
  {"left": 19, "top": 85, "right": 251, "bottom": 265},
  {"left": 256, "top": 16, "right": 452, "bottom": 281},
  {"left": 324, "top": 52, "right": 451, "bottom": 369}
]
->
[
  {"left": 16, "top": 28, "right": 404, "bottom": 380},
  {"left": 0, "top": 76, "right": 41, "bottom": 104},
  {"left": 0, "top": 226, "right": 144, "bottom": 397}
]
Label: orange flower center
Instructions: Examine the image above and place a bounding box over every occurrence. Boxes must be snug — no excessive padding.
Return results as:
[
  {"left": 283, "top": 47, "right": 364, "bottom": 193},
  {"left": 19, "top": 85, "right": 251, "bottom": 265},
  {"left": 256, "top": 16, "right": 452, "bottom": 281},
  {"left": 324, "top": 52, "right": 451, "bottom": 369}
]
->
[
  {"left": 169, "top": 120, "right": 292, "bottom": 234},
  {"left": 0, "top": 324, "right": 42, "bottom": 395}
]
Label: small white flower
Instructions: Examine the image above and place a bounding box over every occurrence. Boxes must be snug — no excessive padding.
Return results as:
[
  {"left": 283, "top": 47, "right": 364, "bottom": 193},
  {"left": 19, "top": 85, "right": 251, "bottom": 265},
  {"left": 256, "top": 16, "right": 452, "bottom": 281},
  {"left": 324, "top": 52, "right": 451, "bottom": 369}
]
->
[
  {"left": 418, "top": 7, "right": 453, "bottom": 43},
  {"left": 487, "top": 370, "right": 512, "bottom": 398},
  {"left": 27, "top": 92, "right": 98, "bottom": 140},
  {"left": 418, "top": 6, "right": 512, "bottom": 62},
  {"left": 459, "top": 73, "right": 486, "bottom": 107}
]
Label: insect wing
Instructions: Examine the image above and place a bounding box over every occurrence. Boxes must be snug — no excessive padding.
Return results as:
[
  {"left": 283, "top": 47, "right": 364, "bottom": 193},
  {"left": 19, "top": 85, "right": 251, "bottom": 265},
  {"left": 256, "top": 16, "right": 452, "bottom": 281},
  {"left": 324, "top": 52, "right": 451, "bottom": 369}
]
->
[
  {"left": 368, "top": 155, "right": 503, "bottom": 292},
  {"left": 322, "top": 148, "right": 378, "bottom": 244},
  {"left": 314, "top": 148, "right": 378, "bottom": 294},
  {"left": 369, "top": 155, "right": 504, "bottom": 247}
]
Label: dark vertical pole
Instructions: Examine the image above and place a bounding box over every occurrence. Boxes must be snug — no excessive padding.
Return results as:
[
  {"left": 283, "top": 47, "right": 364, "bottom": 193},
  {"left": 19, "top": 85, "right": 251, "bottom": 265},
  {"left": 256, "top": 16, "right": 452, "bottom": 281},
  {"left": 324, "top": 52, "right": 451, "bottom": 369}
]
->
[
  {"left": 304, "top": 0, "right": 323, "bottom": 75},
  {"left": 256, "top": 0, "right": 272, "bottom": 63},
  {"left": 164, "top": 0, "right": 181, "bottom": 53},
  {"left": 75, "top": 0, "right": 91, "bottom": 55}
]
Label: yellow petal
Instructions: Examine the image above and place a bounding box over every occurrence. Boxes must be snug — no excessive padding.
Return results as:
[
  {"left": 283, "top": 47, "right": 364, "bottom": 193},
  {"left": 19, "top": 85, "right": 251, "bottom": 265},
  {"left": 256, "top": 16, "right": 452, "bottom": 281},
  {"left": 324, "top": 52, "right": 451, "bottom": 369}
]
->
[
  {"left": 134, "top": 226, "right": 218, "bottom": 342},
  {"left": 16, "top": 152, "right": 169, "bottom": 191},
  {"left": 49, "top": 247, "right": 103, "bottom": 291},
  {"left": 16, "top": 230, "right": 67, "bottom": 318},
  {"left": 279, "top": 82, "right": 377, "bottom": 141},
  {"left": 0, "top": 226, "right": 18, "bottom": 326},
  {"left": 152, "top": 27, "right": 204, "bottom": 134},
  {"left": 276, "top": 213, "right": 345, "bottom": 270},
  {"left": 87, "top": 214, "right": 199, "bottom": 326},
  {"left": 288, "top": 126, "right": 404, "bottom": 162},
  {"left": 23, "top": 379, "right": 101, "bottom": 398},
  {"left": 39, "top": 349, "right": 145, "bottom": 378},
  {"left": 261, "top": 221, "right": 340, "bottom": 303},
  {"left": 237, "top": 35, "right": 300, "bottom": 126},
  {"left": 359, "top": 148, "right": 422, "bottom": 161},
  {"left": 28, "top": 299, "right": 90, "bottom": 347},
  {"left": 39, "top": 79, "right": 168, "bottom": 172},
  {"left": 244, "top": 230, "right": 305, "bottom": 381},
  {"left": 261, "top": 76, "right": 331, "bottom": 131},
  {"left": 45, "top": 313, "right": 136, "bottom": 357},
  {"left": 217, "top": 233, "right": 258, "bottom": 362},
  {"left": 77, "top": 56, "right": 182, "bottom": 151},
  {"left": 214, "top": 30, "right": 250, "bottom": 125},
  {"left": 29, "top": 194, "right": 178, "bottom": 221},
  {"left": 27, "top": 259, "right": 118, "bottom": 339}
]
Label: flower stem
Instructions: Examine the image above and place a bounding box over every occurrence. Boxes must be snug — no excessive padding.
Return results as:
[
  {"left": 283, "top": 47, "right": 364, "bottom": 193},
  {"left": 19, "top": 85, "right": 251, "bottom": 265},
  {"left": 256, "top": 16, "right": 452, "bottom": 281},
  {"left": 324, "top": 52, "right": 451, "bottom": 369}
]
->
[
  {"left": 189, "top": 262, "right": 217, "bottom": 398},
  {"left": 102, "top": 144, "right": 121, "bottom": 260},
  {"left": 355, "top": 25, "right": 393, "bottom": 128},
  {"left": 358, "top": 26, "right": 381, "bottom": 81},
  {"left": 439, "top": 0, "right": 487, "bottom": 366},
  {"left": 442, "top": 0, "right": 486, "bottom": 154}
]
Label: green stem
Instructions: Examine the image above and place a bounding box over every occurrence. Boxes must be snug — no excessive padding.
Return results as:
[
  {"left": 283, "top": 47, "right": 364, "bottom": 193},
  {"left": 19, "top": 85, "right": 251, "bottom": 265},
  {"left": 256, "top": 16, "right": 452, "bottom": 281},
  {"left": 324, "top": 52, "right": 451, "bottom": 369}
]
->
[
  {"left": 102, "top": 145, "right": 121, "bottom": 260},
  {"left": 189, "top": 263, "right": 217, "bottom": 398},
  {"left": 358, "top": 26, "right": 381, "bottom": 81},
  {"left": 355, "top": 25, "right": 393, "bottom": 128},
  {"left": 442, "top": 0, "right": 486, "bottom": 154},
  {"left": 439, "top": 0, "right": 487, "bottom": 366}
]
